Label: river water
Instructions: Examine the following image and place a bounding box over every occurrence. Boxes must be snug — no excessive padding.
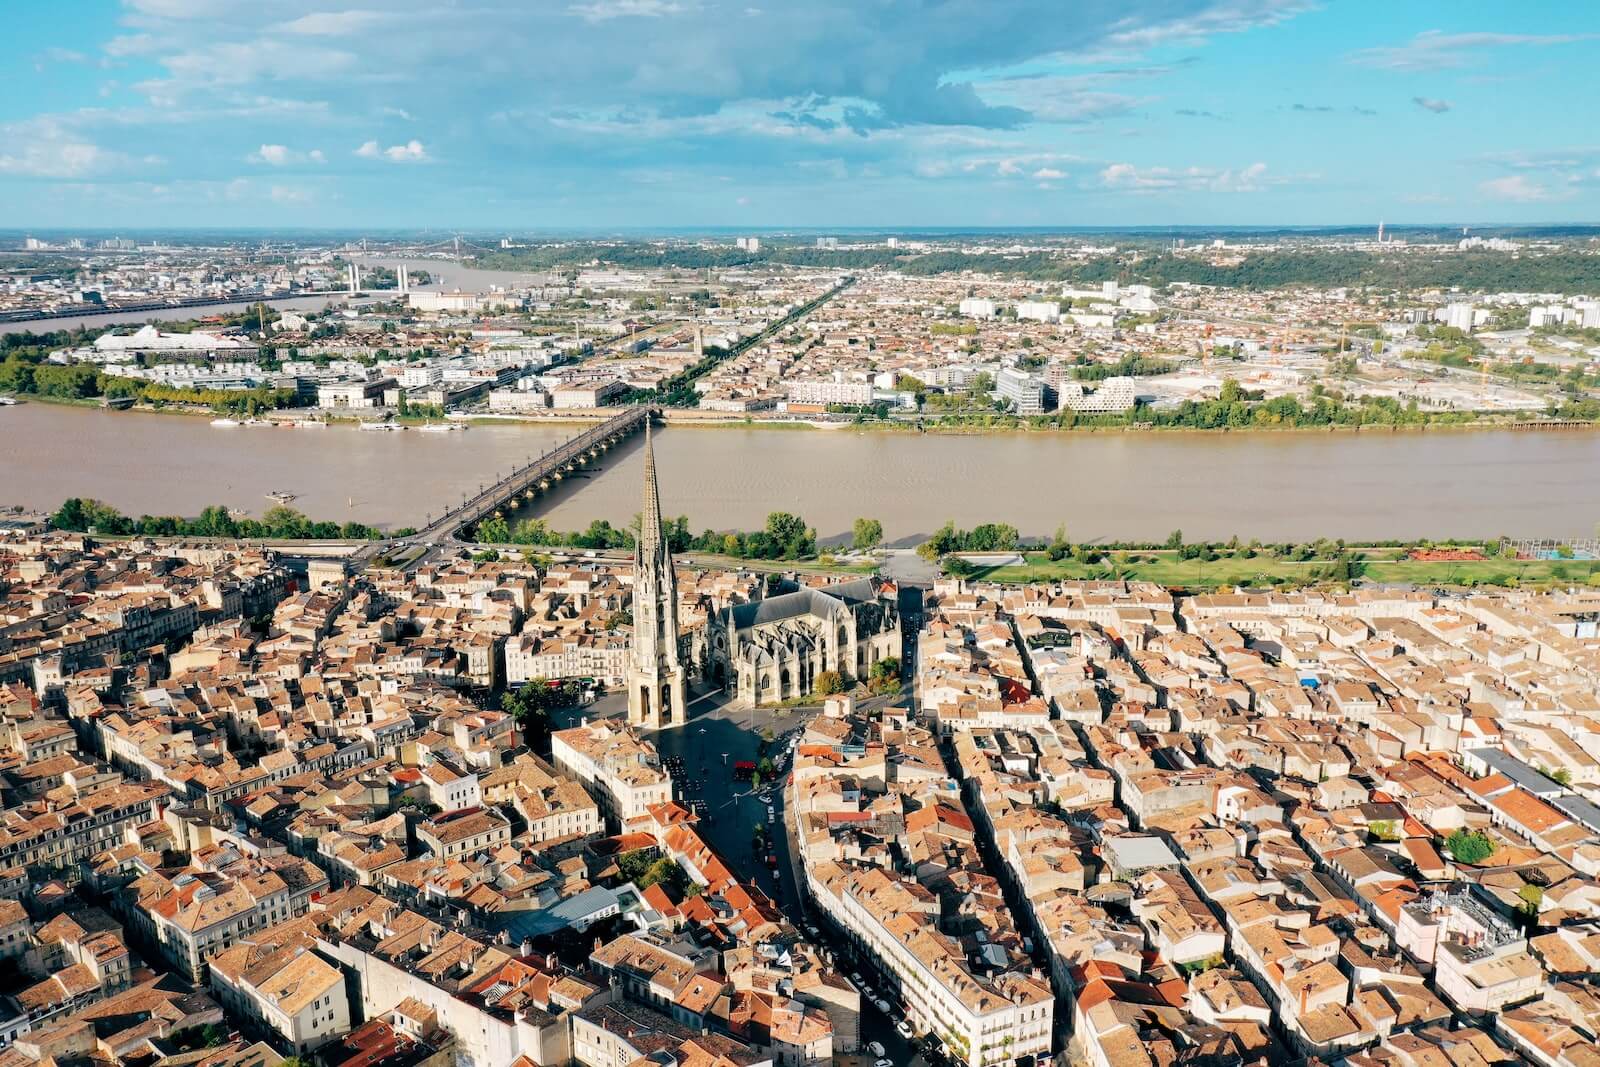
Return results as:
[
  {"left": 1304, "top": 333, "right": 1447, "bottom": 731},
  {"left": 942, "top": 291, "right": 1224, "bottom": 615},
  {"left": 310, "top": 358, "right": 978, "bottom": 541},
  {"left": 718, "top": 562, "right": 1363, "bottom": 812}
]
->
[
  {"left": 3, "top": 404, "right": 1599, "bottom": 541},
  {"left": 0, "top": 296, "right": 339, "bottom": 337}
]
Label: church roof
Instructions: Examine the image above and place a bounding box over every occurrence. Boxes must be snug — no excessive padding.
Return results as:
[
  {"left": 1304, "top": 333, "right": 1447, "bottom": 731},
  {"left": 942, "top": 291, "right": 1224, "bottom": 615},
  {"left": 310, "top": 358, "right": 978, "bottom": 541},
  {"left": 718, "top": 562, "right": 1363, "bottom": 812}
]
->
[{"left": 729, "top": 579, "right": 880, "bottom": 631}]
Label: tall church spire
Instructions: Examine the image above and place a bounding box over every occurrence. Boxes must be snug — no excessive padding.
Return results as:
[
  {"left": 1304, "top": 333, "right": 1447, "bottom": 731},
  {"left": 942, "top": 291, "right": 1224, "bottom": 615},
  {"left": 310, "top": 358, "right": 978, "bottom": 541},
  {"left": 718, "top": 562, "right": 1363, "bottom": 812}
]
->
[
  {"left": 639, "top": 420, "right": 663, "bottom": 556},
  {"left": 627, "top": 414, "right": 686, "bottom": 730}
]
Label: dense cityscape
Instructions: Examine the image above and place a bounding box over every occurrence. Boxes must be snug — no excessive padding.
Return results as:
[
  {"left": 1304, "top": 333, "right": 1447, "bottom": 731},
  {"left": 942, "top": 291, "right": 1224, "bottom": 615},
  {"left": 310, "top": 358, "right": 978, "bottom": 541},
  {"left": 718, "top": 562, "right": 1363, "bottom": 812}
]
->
[{"left": 8, "top": 4, "right": 1600, "bottom": 1067}]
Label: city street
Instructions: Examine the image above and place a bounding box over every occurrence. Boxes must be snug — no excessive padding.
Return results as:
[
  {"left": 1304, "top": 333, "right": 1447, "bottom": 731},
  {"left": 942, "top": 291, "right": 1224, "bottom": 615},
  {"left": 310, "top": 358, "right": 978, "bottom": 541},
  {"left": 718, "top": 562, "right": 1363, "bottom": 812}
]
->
[{"left": 551, "top": 673, "right": 932, "bottom": 1067}]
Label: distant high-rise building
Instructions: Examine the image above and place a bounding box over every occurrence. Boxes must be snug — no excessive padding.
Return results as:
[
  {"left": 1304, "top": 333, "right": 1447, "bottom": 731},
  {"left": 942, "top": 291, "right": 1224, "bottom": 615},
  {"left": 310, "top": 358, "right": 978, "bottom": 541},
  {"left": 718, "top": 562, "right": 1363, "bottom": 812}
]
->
[
  {"left": 958, "top": 297, "right": 997, "bottom": 320},
  {"left": 1377, "top": 220, "right": 1386, "bottom": 244},
  {"left": 996, "top": 367, "right": 1050, "bottom": 416},
  {"left": 398, "top": 264, "right": 409, "bottom": 295},
  {"left": 816, "top": 237, "right": 839, "bottom": 249}
]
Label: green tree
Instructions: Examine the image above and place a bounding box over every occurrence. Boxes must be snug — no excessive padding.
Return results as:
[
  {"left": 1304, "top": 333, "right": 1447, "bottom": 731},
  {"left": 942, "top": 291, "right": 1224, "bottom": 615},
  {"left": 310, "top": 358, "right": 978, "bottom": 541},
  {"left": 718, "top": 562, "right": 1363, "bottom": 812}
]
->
[
  {"left": 1046, "top": 523, "right": 1071, "bottom": 561},
  {"left": 765, "top": 511, "right": 815, "bottom": 558},
  {"left": 477, "top": 516, "right": 511, "bottom": 544},
  {"left": 814, "top": 670, "right": 846, "bottom": 696},
  {"left": 868, "top": 657, "right": 901, "bottom": 694},
  {"left": 502, "top": 678, "right": 582, "bottom": 747},
  {"left": 944, "top": 556, "right": 976, "bottom": 578},
  {"left": 1166, "top": 529, "right": 1184, "bottom": 550},
  {"left": 1518, "top": 883, "right": 1544, "bottom": 919},
  {"left": 852, "top": 517, "right": 883, "bottom": 551},
  {"left": 1445, "top": 829, "right": 1496, "bottom": 865}
]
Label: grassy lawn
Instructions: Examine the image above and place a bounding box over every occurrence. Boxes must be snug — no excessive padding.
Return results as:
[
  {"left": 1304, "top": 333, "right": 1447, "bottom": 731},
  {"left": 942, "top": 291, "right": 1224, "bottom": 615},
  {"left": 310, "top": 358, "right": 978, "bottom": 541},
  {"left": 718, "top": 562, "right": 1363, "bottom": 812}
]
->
[
  {"left": 686, "top": 552, "right": 879, "bottom": 576},
  {"left": 971, "top": 549, "right": 1600, "bottom": 589}
]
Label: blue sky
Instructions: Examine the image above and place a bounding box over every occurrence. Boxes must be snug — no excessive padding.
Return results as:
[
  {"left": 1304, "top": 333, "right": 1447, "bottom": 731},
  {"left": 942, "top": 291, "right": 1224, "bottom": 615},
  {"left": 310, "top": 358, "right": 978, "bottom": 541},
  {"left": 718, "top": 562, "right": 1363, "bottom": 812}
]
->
[{"left": 3, "top": 0, "right": 1597, "bottom": 229}]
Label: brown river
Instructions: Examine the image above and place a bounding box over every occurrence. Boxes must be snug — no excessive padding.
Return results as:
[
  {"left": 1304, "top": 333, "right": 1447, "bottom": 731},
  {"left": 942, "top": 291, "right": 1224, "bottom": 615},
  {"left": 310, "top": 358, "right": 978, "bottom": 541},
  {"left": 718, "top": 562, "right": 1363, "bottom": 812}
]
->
[{"left": 3, "top": 404, "right": 1598, "bottom": 543}]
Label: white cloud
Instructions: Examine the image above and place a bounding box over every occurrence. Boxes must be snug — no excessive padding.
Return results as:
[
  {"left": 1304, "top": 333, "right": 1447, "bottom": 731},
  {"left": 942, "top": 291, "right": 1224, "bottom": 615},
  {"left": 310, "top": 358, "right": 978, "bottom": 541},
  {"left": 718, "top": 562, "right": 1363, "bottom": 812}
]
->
[
  {"left": 357, "top": 138, "right": 429, "bottom": 162},
  {"left": 37, "top": 47, "right": 88, "bottom": 65},
  {"left": 941, "top": 152, "right": 1081, "bottom": 179},
  {"left": 1099, "top": 159, "right": 1279, "bottom": 193},
  {"left": 570, "top": 0, "right": 686, "bottom": 22},
  {"left": 1352, "top": 31, "right": 1597, "bottom": 72},
  {"left": 1480, "top": 175, "right": 1555, "bottom": 202},
  {"left": 384, "top": 139, "right": 428, "bottom": 161},
  {"left": 269, "top": 184, "right": 312, "bottom": 203},
  {"left": 0, "top": 119, "right": 137, "bottom": 178},
  {"left": 103, "top": 33, "right": 158, "bottom": 57},
  {"left": 1413, "top": 96, "right": 1451, "bottom": 114},
  {"left": 280, "top": 10, "right": 390, "bottom": 36},
  {"left": 248, "top": 144, "right": 326, "bottom": 166}
]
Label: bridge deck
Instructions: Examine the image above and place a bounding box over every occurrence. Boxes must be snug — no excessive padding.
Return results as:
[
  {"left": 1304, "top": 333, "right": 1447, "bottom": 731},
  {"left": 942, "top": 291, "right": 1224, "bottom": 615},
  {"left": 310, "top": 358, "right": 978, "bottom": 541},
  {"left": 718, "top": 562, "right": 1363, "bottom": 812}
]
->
[{"left": 417, "top": 407, "right": 654, "bottom": 542}]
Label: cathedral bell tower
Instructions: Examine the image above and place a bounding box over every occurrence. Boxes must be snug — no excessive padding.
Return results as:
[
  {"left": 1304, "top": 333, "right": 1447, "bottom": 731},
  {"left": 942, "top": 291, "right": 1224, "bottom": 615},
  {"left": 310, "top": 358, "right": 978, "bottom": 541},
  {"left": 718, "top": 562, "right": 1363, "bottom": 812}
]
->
[{"left": 627, "top": 419, "right": 687, "bottom": 729}]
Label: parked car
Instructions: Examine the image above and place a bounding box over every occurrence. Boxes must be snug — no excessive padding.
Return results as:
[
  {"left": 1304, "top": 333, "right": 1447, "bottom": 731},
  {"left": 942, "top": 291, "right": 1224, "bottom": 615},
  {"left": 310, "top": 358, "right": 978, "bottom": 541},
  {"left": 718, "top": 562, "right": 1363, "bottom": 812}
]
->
[
  {"left": 895, "top": 1020, "right": 914, "bottom": 1038},
  {"left": 867, "top": 1042, "right": 886, "bottom": 1057},
  {"left": 876, "top": 1059, "right": 895, "bottom": 1067},
  {"left": 875, "top": 997, "right": 892, "bottom": 1014}
]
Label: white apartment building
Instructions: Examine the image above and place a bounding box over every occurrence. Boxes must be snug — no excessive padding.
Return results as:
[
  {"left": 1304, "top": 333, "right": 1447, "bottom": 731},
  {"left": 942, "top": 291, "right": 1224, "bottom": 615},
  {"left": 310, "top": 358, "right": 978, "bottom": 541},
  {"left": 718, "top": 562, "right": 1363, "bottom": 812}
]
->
[
  {"left": 786, "top": 378, "right": 874, "bottom": 406},
  {"left": 1016, "top": 300, "right": 1061, "bottom": 323},
  {"left": 996, "top": 367, "right": 1050, "bottom": 416},
  {"left": 408, "top": 290, "right": 481, "bottom": 313},
  {"left": 551, "top": 721, "right": 674, "bottom": 827},
  {"left": 806, "top": 863, "right": 1053, "bottom": 1067},
  {"left": 399, "top": 365, "right": 444, "bottom": 388},
  {"left": 505, "top": 632, "right": 628, "bottom": 687},
  {"left": 958, "top": 297, "right": 997, "bottom": 320},
  {"left": 140, "top": 858, "right": 330, "bottom": 980},
  {"left": 414, "top": 809, "right": 511, "bottom": 860},
  {"left": 1058, "top": 376, "right": 1137, "bottom": 413},
  {"left": 421, "top": 759, "right": 481, "bottom": 814},
  {"left": 208, "top": 942, "right": 351, "bottom": 1055},
  {"left": 552, "top": 379, "right": 629, "bottom": 408},
  {"left": 0, "top": 781, "right": 167, "bottom": 873},
  {"left": 489, "top": 388, "right": 551, "bottom": 413},
  {"left": 317, "top": 377, "right": 394, "bottom": 408}
]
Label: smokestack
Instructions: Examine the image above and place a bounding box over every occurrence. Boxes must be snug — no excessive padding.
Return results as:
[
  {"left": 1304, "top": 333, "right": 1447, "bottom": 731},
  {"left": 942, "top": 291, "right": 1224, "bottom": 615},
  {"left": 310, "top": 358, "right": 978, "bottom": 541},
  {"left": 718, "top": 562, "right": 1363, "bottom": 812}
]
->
[{"left": 399, "top": 265, "right": 409, "bottom": 295}]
